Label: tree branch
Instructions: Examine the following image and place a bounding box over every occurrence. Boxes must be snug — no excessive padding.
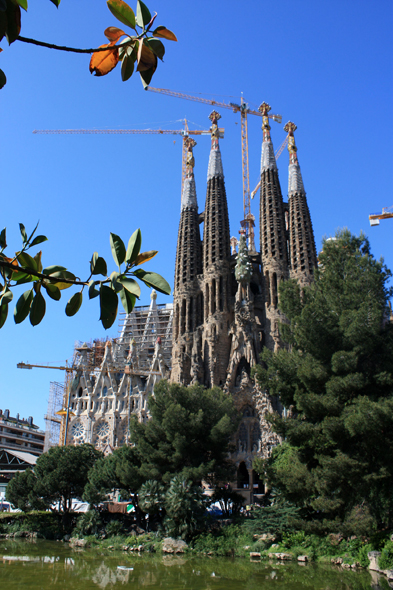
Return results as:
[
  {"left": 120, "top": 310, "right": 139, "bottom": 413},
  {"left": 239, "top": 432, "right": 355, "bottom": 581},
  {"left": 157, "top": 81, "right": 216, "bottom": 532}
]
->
[
  {"left": 16, "top": 35, "right": 139, "bottom": 54},
  {"left": 0, "top": 260, "right": 87, "bottom": 286}
]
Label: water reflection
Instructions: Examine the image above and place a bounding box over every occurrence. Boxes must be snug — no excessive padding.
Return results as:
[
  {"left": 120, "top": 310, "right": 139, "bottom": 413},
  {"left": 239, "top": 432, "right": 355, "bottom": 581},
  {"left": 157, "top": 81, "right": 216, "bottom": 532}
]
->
[{"left": 0, "top": 540, "right": 391, "bottom": 590}]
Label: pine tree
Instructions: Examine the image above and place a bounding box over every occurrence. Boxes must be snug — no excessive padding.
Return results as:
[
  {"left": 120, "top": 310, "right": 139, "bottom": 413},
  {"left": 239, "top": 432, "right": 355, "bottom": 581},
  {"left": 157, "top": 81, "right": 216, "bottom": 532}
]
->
[{"left": 254, "top": 230, "right": 393, "bottom": 529}]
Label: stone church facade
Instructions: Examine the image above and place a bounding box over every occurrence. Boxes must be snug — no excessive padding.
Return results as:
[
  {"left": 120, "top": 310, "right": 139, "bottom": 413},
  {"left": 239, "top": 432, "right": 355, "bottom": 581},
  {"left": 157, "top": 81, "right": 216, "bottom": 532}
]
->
[{"left": 171, "top": 107, "right": 317, "bottom": 501}]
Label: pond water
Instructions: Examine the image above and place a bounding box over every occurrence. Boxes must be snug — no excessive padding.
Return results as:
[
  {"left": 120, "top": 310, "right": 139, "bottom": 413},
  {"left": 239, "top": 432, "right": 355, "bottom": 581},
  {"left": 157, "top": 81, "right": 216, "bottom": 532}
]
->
[{"left": 0, "top": 540, "right": 390, "bottom": 590}]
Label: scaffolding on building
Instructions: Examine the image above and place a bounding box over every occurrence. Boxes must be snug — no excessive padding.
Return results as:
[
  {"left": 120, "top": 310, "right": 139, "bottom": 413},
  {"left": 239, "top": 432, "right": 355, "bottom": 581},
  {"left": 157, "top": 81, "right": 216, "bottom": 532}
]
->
[{"left": 44, "top": 381, "right": 64, "bottom": 451}]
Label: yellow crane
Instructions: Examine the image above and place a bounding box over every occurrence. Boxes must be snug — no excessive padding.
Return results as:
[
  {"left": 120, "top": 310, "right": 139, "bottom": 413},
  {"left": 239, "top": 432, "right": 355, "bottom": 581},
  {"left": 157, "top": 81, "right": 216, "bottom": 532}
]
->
[
  {"left": 369, "top": 206, "right": 393, "bottom": 226},
  {"left": 33, "top": 120, "right": 224, "bottom": 196},
  {"left": 146, "top": 86, "right": 282, "bottom": 240}
]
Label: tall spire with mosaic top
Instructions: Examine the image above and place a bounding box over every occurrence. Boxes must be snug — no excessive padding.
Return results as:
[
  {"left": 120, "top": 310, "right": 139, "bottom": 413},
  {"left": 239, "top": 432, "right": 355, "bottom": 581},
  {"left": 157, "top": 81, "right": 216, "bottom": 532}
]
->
[
  {"left": 284, "top": 121, "right": 317, "bottom": 285},
  {"left": 171, "top": 137, "right": 203, "bottom": 385}
]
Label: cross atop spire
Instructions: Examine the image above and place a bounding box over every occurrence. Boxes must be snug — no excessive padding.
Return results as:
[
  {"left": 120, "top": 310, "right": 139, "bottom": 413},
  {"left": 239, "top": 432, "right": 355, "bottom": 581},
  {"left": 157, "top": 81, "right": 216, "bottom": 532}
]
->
[{"left": 259, "top": 101, "right": 276, "bottom": 172}]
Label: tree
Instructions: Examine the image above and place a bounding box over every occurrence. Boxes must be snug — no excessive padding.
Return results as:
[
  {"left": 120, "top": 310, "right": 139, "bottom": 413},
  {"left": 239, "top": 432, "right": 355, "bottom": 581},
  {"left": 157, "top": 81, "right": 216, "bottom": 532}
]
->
[
  {"left": 0, "top": 223, "right": 171, "bottom": 329},
  {"left": 5, "top": 468, "right": 46, "bottom": 511},
  {"left": 0, "top": 0, "right": 177, "bottom": 89},
  {"left": 33, "top": 444, "right": 102, "bottom": 512},
  {"left": 254, "top": 230, "right": 393, "bottom": 529},
  {"left": 130, "top": 380, "right": 239, "bottom": 485}
]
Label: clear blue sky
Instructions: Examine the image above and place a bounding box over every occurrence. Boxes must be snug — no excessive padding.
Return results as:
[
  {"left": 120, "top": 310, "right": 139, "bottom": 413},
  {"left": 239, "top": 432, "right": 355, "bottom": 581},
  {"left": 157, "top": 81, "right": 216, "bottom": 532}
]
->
[{"left": 0, "top": 0, "right": 392, "bottom": 429}]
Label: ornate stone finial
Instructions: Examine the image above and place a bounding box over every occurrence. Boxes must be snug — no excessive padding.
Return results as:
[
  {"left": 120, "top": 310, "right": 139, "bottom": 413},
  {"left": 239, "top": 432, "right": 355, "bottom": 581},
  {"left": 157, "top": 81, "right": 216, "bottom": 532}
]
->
[
  {"left": 235, "top": 233, "right": 253, "bottom": 284},
  {"left": 230, "top": 236, "right": 238, "bottom": 255},
  {"left": 284, "top": 121, "right": 298, "bottom": 155},
  {"left": 207, "top": 110, "right": 224, "bottom": 180},
  {"left": 284, "top": 121, "right": 297, "bottom": 135},
  {"left": 258, "top": 102, "right": 271, "bottom": 116},
  {"left": 150, "top": 289, "right": 157, "bottom": 301},
  {"left": 209, "top": 110, "right": 221, "bottom": 123},
  {"left": 284, "top": 121, "right": 304, "bottom": 194},
  {"left": 185, "top": 137, "right": 196, "bottom": 174}
]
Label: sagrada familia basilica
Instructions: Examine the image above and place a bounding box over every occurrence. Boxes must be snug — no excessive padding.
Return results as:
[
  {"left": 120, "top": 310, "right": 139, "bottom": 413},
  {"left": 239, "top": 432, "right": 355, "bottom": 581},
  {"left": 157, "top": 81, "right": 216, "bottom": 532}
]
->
[{"left": 59, "top": 104, "right": 317, "bottom": 501}]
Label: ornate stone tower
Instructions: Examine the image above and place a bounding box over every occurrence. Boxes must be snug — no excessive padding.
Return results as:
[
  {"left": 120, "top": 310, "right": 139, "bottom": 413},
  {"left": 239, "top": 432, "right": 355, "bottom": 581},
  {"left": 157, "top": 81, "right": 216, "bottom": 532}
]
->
[
  {"left": 259, "top": 102, "right": 289, "bottom": 350},
  {"left": 284, "top": 121, "right": 317, "bottom": 285},
  {"left": 200, "top": 111, "right": 232, "bottom": 387},
  {"left": 171, "top": 137, "right": 203, "bottom": 385}
]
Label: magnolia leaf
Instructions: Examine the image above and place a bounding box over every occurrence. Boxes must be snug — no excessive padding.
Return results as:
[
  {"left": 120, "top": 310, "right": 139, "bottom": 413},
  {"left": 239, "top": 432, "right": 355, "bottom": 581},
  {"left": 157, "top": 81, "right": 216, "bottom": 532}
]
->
[
  {"left": 0, "top": 288, "right": 13, "bottom": 305},
  {"left": 0, "top": 228, "right": 6, "bottom": 249},
  {"left": 119, "top": 287, "right": 135, "bottom": 314},
  {"left": 0, "top": 69, "right": 6, "bottom": 89},
  {"left": 107, "top": 0, "right": 136, "bottom": 30},
  {"left": 110, "top": 271, "right": 123, "bottom": 293},
  {"left": 44, "top": 283, "right": 61, "bottom": 301},
  {"left": 133, "top": 250, "right": 158, "bottom": 266},
  {"left": 17, "top": 251, "right": 37, "bottom": 272},
  {"left": 49, "top": 0, "right": 61, "bottom": 6},
  {"left": 19, "top": 223, "right": 27, "bottom": 244},
  {"left": 140, "top": 66, "right": 155, "bottom": 89},
  {"left": 30, "top": 235, "right": 48, "bottom": 247},
  {"left": 136, "top": 0, "right": 151, "bottom": 28},
  {"left": 125, "top": 228, "right": 142, "bottom": 264},
  {"left": 15, "top": 0, "right": 27, "bottom": 11},
  {"left": 136, "top": 40, "right": 157, "bottom": 72},
  {"left": 90, "top": 253, "right": 107, "bottom": 276},
  {"left": 118, "top": 277, "right": 141, "bottom": 298},
  {"left": 121, "top": 53, "right": 135, "bottom": 81},
  {"left": 26, "top": 220, "right": 40, "bottom": 244},
  {"left": 88, "top": 280, "right": 100, "bottom": 300},
  {"left": 43, "top": 265, "right": 67, "bottom": 274},
  {"left": 90, "top": 42, "right": 119, "bottom": 77},
  {"left": 30, "top": 291, "right": 46, "bottom": 326},
  {"left": 104, "top": 26, "right": 126, "bottom": 41},
  {"left": 133, "top": 269, "right": 171, "bottom": 295},
  {"left": 14, "top": 289, "right": 33, "bottom": 324},
  {"left": 13, "top": 271, "right": 31, "bottom": 283},
  {"left": 47, "top": 270, "right": 76, "bottom": 290},
  {"left": 110, "top": 232, "right": 126, "bottom": 267},
  {"left": 145, "top": 38, "right": 165, "bottom": 61},
  {"left": 99, "top": 285, "right": 118, "bottom": 329},
  {"left": 0, "top": 302, "right": 8, "bottom": 328},
  {"left": 5, "top": 1, "right": 21, "bottom": 44},
  {"left": 152, "top": 26, "right": 177, "bottom": 41},
  {"left": 33, "top": 250, "right": 43, "bottom": 273},
  {"left": 65, "top": 292, "right": 83, "bottom": 317}
]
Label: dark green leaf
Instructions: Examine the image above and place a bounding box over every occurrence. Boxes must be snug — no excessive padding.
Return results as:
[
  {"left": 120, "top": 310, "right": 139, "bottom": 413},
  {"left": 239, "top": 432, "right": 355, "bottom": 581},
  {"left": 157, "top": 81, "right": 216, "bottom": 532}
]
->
[
  {"left": 44, "top": 283, "right": 61, "bottom": 301},
  {"left": 48, "top": 0, "right": 61, "bottom": 6},
  {"left": 0, "top": 69, "right": 6, "bottom": 89},
  {"left": 19, "top": 223, "right": 27, "bottom": 244},
  {"left": 88, "top": 280, "right": 100, "bottom": 300},
  {"left": 110, "top": 232, "right": 126, "bottom": 267},
  {"left": 125, "top": 228, "right": 141, "bottom": 264},
  {"left": 119, "top": 287, "right": 135, "bottom": 314},
  {"left": 99, "top": 285, "right": 118, "bottom": 329},
  {"left": 13, "top": 271, "right": 32, "bottom": 283},
  {"left": 30, "top": 291, "right": 46, "bottom": 326},
  {"left": 0, "top": 228, "right": 6, "bottom": 249},
  {"left": 136, "top": 0, "right": 151, "bottom": 28},
  {"left": 43, "top": 265, "right": 67, "bottom": 274},
  {"left": 5, "top": 1, "right": 21, "bottom": 44},
  {"left": 133, "top": 269, "right": 171, "bottom": 295},
  {"left": 152, "top": 26, "right": 177, "bottom": 41},
  {"left": 16, "top": 251, "right": 37, "bottom": 272},
  {"left": 47, "top": 270, "right": 76, "bottom": 290},
  {"left": 121, "top": 53, "right": 135, "bottom": 81},
  {"left": 0, "top": 288, "right": 12, "bottom": 305},
  {"left": 110, "top": 271, "right": 123, "bottom": 293},
  {"left": 30, "top": 235, "right": 48, "bottom": 247},
  {"left": 33, "top": 250, "right": 43, "bottom": 273},
  {"left": 145, "top": 38, "right": 165, "bottom": 60},
  {"left": 0, "top": 303, "right": 8, "bottom": 328},
  {"left": 65, "top": 292, "right": 83, "bottom": 317},
  {"left": 118, "top": 276, "right": 141, "bottom": 298},
  {"left": 14, "top": 289, "right": 33, "bottom": 324},
  {"left": 140, "top": 66, "right": 155, "bottom": 89},
  {"left": 107, "top": 0, "right": 136, "bottom": 30},
  {"left": 26, "top": 220, "right": 40, "bottom": 245},
  {"left": 90, "top": 253, "right": 108, "bottom": 276}
]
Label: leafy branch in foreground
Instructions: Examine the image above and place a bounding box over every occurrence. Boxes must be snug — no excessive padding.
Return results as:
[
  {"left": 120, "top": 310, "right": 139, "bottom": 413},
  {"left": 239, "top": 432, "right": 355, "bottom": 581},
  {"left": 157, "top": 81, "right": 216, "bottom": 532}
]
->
[
  {"left": 0, "top": 222, "right": 171, "bottom": 329},
  {"left": 0, "top": 0, "right": 177, "bottom": 89}
]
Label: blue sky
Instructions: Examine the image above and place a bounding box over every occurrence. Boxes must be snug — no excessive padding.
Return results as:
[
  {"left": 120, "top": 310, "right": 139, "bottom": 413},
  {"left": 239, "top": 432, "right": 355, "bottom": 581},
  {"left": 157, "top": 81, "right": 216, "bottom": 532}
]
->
[{"left": 0, "top": 0, "right": 392, "bottom": 429}]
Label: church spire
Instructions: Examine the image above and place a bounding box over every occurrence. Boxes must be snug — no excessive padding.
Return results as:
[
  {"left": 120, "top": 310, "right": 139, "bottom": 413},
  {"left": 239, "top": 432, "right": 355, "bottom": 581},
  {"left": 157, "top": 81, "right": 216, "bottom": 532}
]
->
[
  {"left": 181, "top": 137, "right": 198, "bottom": 210},
  {"left": 259, "top": 102, "right": 277, "bottom": 172},
  {"left": 207, "top": 110, "right": 224, "bottom": 180},
  {"left": 284, "top": 121, "right": 317, "bottom": 285}
]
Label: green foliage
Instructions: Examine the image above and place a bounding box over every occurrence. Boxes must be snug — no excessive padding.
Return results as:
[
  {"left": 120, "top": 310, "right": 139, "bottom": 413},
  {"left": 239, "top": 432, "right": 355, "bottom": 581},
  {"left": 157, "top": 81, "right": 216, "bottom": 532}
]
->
[
  {"left": 0, "top": 223, "right": 170, "bottom": 329},
  {"left": 0, "top": 511, "right": 69, "bottom": 539},
  {"left": 378, "top": 540, "right": 393, "bottom": 570},
  {"left": 242, "top": 495, "right": 300, "bottom": 538},
  {"left": 105, "top": 519, "right": 125, "bottom": 536},
  {"left": 192, "top": 524, "right": 249, "bottom": 556},
  {"left": 254, "top": 230, "right": 393, "bottom": 528},
  {"left": 73, "top": 510, "right": 103, "bottom": 538},
  {"left": 138, "top": 479, "right": 165, "bottom": 517},
  {"left": 210, "top": 485, "right": 245, "bottom": 517},
  {"left": 130, "top": 380, "right": 239, "bottom": 485},
  {"left": 162, "top": 476, "right": 209, "bottom": 540},
  {"left": 6, "top": 469, "right": 46, "bottom": 512},
  {"left": 34, "top": 444, "right": 102, "bottom": 512}
]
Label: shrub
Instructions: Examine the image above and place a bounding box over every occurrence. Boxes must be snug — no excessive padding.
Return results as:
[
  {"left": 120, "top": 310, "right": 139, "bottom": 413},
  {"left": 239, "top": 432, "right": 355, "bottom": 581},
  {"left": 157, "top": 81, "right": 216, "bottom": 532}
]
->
[
  {"left": 105, "top": 519, "right": 125, "bottom": 537},
  {"left": 73, "top": 510, "right": 102, "bottom": 538},
  {"left": 378, "top": 540, "right": 393, "bottom": 570}
]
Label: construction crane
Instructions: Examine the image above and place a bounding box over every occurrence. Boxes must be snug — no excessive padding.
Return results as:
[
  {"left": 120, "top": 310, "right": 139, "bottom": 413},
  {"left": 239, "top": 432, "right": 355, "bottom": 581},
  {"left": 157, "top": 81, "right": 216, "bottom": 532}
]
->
[
  {"left": 146, "top": 86, "right": 282, "bottom": 241},
  {"left": 369, "top": 206, "right": 393, "bottom": 226},
  {"left": 33, "top": 120, "right": 224, "bottom": 196}
]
